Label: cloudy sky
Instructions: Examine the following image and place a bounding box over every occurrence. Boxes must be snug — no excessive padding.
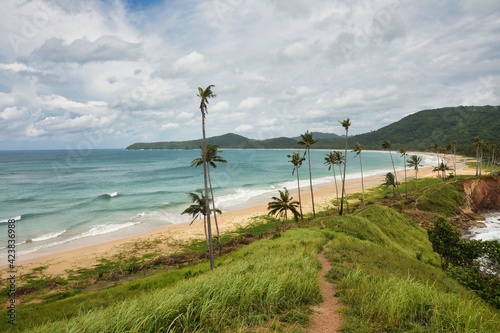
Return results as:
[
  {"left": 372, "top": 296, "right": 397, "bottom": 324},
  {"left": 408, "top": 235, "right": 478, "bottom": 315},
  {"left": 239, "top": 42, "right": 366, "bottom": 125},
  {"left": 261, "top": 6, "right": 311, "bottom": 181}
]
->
[{"left": 1, "top": 0, "right": 499, "bottom": 150}]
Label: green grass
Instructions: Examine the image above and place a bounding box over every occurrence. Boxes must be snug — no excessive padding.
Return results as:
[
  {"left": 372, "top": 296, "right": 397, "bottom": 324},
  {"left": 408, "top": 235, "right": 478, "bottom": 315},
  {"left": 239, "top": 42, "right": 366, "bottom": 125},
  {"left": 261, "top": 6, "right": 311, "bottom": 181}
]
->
[
  {"left": 321, "top": 204, "right": 500, "bottom": 332},
  {"left": 4, "top": 177, "right": 500, "bottom": 332},
  {"left": 13, "top": 229, "right": 328, "bottom": 332}
]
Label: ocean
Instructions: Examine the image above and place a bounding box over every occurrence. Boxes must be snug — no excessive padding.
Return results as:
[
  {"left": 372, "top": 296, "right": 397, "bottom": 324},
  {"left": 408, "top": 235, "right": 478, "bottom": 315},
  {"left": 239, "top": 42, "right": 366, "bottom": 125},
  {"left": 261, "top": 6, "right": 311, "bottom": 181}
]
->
[{"left": 0, "top": 148, "right": 454, "bottom": 260}]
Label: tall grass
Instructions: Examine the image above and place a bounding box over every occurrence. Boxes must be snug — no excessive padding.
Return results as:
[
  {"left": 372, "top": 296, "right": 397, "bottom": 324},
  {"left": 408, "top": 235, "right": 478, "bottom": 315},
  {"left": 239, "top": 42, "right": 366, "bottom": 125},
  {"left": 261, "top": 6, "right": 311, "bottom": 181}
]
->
[
  {"left": 323, "top": 204, "right": 500, "bottom": 332},
  {"left": 25, "top": 229, "right": 327, "bottom": 332},
  {"left": 341, "top": 270, "right": 499, "bottom": 332}
]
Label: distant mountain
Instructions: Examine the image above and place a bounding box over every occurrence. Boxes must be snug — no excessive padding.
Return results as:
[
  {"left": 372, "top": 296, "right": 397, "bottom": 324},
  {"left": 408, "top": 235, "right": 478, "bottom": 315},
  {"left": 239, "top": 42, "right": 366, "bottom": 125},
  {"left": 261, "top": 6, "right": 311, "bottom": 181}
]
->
[{"left": 126, "top": 105, "right": 499, "bottom": 153}]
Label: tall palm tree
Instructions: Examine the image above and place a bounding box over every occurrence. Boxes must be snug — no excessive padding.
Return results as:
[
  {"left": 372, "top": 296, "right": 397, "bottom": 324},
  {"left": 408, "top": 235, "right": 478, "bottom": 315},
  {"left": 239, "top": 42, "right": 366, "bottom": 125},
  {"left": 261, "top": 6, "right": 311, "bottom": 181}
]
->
[
  {"left": 382, "top": 139, "right": 398, "bottom": 193},
  {"left": 267, "top": 188, "right": 301, "bottom": 223},
  {"left": 298, "top": 130, "right": 317, "bottom": 218},
  {"left": 191, "top": 144, "right": 226, "bottom": 252},
  {"left": 399, "top": 147, "right": 408, "bottom": 199},
  {"left": 324, "top": 151, "right": 341, "bottom": 209},
  {"left": 339, "top": 118, "right": 351, "bottom": 215},
  {"left": 197, "top": 84, "right": 216, "bottom": 269},
  {"left": 287, "top": 151, "right": 306, "bottom": 222},
  {"left": 352, "top": 142, "right": 365, "bottom": 206},
  {"left": 407, "top": 155, "right": 423, "bottom": 189}
]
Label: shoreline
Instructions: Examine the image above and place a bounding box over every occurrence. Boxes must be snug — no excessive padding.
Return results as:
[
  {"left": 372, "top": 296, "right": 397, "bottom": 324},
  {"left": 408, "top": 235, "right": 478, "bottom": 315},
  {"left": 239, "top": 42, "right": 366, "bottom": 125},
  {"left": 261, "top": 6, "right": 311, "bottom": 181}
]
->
[{"left": 2, "top": 154, "right": 477, "bottom": 277}]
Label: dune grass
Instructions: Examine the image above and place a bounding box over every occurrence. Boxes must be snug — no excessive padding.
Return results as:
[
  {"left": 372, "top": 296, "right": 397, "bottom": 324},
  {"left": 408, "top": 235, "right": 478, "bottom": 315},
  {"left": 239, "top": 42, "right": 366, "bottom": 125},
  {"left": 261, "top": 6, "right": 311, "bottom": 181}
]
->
[{"left": 20, "top": 229, "right": 328, "bottom": 332}]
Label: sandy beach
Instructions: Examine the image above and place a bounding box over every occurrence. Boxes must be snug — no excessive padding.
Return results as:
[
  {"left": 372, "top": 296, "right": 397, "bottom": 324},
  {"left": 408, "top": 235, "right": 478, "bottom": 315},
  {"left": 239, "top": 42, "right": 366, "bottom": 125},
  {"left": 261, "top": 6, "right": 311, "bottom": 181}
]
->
[{"left": 2, "top": 154, "right": 477, "bottom": 277}]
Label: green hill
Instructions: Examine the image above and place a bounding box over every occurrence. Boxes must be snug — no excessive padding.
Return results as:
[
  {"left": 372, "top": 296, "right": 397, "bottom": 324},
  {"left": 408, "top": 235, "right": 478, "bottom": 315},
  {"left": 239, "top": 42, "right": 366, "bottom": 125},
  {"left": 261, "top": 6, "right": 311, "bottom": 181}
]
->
[{"left": 126, "top": 105, "right": 499, "bottom": 153}]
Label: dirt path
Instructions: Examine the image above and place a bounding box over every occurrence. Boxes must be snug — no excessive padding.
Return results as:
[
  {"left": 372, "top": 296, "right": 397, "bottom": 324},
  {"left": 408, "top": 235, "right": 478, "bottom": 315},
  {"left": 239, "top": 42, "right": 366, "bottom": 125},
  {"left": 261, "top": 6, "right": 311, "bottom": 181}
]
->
[{"left": 308, "top": 251, "right": 343, "bottom": 333}]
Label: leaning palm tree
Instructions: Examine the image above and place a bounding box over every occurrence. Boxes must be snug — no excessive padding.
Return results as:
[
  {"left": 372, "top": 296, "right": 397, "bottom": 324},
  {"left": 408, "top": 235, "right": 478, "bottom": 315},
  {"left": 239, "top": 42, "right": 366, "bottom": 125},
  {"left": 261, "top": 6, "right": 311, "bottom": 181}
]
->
[
  {"left": 298, "top": 130, "right": 317, "bottom": 218},
  {"left": 324, "top": 151, "right": 341, "bottom": 208},
  {"left": 352, "top": 142, "right": 365, "bottom": 206},
  {"left": 382, "top": 139, "right": 398, "bottom": 193},
  {"left": 181, "top": 191, "right": 222, "bottom": 245},
  {"left": 339, "top": 118, "right": 351, "bottom": 215},
  {"left": 287, "top": 151, "right": 306, "bottom": 222},
  {"left": 407, "top": 154, "right": 423, "bottom": 189},
  {"left": 267, "top": 188, "right": 301, "bottom": 223},
  {"left": 197, "top": 84, "right": 216, "bottom": 269},
  {"left": 399, "top": 147, "right": 408, "bottom": 199},
  {"left": 191, "top": 144, "right": 226, "bottom": 253}
]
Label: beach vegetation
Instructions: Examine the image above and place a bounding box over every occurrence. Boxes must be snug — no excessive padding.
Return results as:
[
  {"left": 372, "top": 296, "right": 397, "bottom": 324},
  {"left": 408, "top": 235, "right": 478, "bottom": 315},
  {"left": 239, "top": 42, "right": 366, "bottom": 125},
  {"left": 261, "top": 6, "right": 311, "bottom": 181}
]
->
[
  {"left": 339, "top": 118, "right": 351, "bottom": 215},
  {"left": 474, "top": 135, "right": 485, "bottom": 176},
  {"left": 324, "top": 150, "right": 343, "bottom": 211},
  {"left": 191, "top": 144, "right": 227, "bottom": 252},
  {"left": 267, "top": 187, "right": 301, "bottom": 223},
  {"left": 298, "top": 130, "right": 317, "bottom": 217},
  {"left": 287, "top": 151, "right": 306, "bottom": 223},
  {"left": 384, "top": 172, "right": 397, "bottom": 195},
  {"left": 197, "top": 84, "right": 217, "bottom": 269},
  {"left": 407, "top": 154, "right": 423, "bottom": 189},
  {"left": 399, "top": 147, "right": 408, "bottom": 199},
  {"left": 352, "top": 142, "right": 365, "bottom": 206},
  {"left": 382, "top": 139, "right": 399, "bottom": 194}
]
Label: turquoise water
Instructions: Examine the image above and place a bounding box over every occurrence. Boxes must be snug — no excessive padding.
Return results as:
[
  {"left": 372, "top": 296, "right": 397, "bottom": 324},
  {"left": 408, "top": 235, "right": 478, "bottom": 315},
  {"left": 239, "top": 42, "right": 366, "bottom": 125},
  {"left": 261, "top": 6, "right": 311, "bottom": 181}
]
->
[{"left": 0, "top": 149, "right": 434, "bottom": 259}]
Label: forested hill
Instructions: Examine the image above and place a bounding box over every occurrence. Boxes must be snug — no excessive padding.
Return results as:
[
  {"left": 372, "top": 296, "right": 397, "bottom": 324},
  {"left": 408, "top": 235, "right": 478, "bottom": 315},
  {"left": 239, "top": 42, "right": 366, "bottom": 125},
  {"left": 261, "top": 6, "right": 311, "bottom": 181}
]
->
[{"left": 126, "top": 105, "right": 499, "bottom": 152}]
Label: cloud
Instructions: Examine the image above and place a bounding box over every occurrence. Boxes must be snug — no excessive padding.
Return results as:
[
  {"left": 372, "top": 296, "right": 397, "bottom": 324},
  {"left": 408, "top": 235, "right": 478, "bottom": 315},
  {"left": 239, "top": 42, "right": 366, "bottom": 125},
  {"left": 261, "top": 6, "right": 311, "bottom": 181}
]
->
[
  {"left": 33, "top": 36, "right": 143, "bottom": 63},
  {"left": 238, "top": 97, "right": 263, "bottom": 110},
  {"left": 283, "top": 42, "right": 310, "bottom": 59},
  {"left": 173, "top": 51, "right": 213, "bottom": 75},
  {"left": 211, "top": 101, "right": 230, "bottom": 112},
  {"left": 0, "top": 0, "right": 499, "bottom": 148}
]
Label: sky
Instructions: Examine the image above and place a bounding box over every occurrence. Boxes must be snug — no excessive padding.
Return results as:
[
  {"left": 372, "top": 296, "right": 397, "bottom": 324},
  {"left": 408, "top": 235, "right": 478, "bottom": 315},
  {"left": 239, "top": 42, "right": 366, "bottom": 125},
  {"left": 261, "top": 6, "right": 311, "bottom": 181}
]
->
[{"left": 0, "top": 0, "right": 499, "bottom": 150}]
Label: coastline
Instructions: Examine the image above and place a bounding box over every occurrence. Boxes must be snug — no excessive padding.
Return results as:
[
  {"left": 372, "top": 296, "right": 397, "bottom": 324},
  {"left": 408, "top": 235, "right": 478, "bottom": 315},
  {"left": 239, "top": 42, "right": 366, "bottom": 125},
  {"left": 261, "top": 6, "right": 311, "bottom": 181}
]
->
[{"left": 2, "top": 154, "right": 476, "bottom": 277}]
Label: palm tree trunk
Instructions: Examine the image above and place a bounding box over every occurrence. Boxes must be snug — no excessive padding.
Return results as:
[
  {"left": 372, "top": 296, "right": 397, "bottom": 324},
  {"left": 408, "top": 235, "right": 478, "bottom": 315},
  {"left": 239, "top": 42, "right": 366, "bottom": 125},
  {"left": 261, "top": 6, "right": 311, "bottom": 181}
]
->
[
  {"left": 207, "top": 166, "right": 221, "bottom": 255},
  {"left": 389, "top": 151, "right": 398, "bottom": 192},
  {"left": 403, "top": 158, "right": 408, "bottom": 199},
  {"left": 307, "top": 148, "right": 316, "bottom": 218},
  {"left": 332, "top": 168, "right": 339, "bottom": 208},
  {"left": 201, "top": 114, "right": 214, "bottom": 270},
  {"left": 296, "top": 168, "right": 304, "bottom": 223},
  {"left": 340, "top": 137, "right": 348, "bottom": 215},
  {"left": 359, "top": 154, "right": 365, "bottom": 206}
]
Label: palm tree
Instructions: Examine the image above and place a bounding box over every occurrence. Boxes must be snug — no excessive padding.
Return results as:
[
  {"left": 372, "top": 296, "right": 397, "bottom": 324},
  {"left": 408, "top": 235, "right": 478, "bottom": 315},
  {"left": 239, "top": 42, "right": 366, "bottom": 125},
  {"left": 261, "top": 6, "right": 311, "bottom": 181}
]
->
[
  {"left": 399, "top": 148, "right": 408, "bottom": 199},
  {"left": 267, "top": 188, "right": 301, "bottom": 223},
  {"left": 181, "top": 191, "right": 222, "bottom": 244},
  {"left": 352, "top": 142, "right": 365, "bottom": 206},
  {"left": 451, "top": 140, "right": 457, "bottom": 176},
  {"left": 382, "top": 139, "right": 398, "bottom": 193},
  {"left": 384, "top": 172, "right": 396, "bottom": 195},
  {"left": 339, "top": 118, "right": 351, "bottom": 215},
  {"left": 407, "top": 155, "right": 423, "bottom": 189},
  {"left": 324, "top": 151, "right": 341, "bottom": 209},
  {"left": 197, "top": 84, "right": 216, "bottom": 269},
  {"left": 433, "top": 162, "right": 452, "bottom": 180},
  {"left": 474, "top": 136, "right": 484, "bottom": 176},
  {"left": 298, "top": 130, "right": 317, "bottom": 218},
  {"left": 191, "top": 144, "right": 227, "bottom": 253},
  {"left": 287, "top": 151, "right": 306, "bottom": 222}
]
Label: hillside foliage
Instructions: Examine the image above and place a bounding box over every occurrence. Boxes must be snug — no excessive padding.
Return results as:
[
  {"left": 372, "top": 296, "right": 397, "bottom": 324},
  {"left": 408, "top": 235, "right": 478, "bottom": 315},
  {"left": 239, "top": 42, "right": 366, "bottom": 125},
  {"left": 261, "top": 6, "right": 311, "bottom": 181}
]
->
[{"left": 126, "top": 105, "right": 499, "bottom": 155}]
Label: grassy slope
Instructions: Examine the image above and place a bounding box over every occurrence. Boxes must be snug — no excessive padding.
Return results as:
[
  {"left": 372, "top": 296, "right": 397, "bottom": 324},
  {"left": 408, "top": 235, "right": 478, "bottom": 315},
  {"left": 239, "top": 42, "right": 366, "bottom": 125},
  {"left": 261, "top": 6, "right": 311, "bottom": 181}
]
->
[{"left": 6, "top": 180, "right": 500, "bottom": 332}]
